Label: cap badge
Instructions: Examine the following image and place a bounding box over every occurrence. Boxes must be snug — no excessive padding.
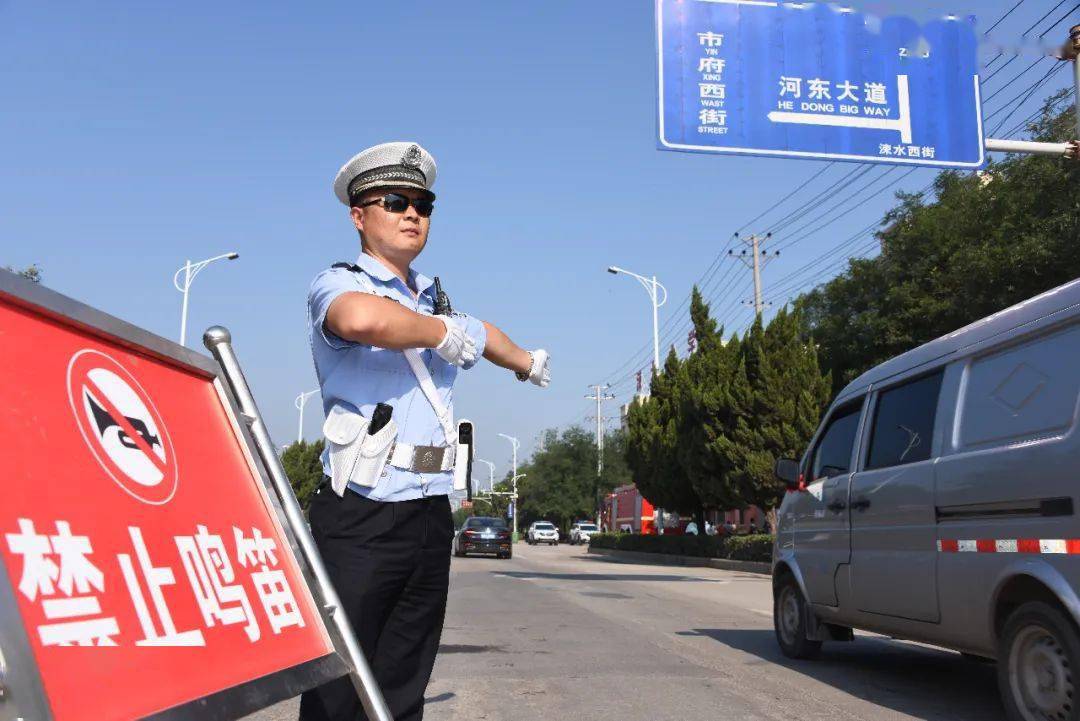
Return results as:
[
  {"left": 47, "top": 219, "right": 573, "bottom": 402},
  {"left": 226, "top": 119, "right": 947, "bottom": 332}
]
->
[{"left": 401, "top": 144, "right": 423, "bottom": 170}]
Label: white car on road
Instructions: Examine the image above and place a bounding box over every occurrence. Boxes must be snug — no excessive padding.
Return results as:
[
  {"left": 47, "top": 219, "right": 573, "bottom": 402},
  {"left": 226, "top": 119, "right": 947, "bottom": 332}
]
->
[
  {"left": 569, "top": 522, "right": 599, "bottom": 545},
  {"left": 526, "top": 521, "right": 560, "bottom": 546}
]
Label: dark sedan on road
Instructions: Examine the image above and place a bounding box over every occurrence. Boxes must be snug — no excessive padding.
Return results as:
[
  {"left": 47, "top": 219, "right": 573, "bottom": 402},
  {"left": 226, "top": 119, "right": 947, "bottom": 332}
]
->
[{"left": 453, "top": 516, "right": 512, "bottom": 559}]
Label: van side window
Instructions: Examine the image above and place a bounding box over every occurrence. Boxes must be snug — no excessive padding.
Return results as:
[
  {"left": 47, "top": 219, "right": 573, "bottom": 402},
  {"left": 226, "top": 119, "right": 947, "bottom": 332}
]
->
[
  {"left": 866, "top": 371, "right": 944, "bottom": 470},
  {"left": 810, "top": 403, "right": 862, "bottom": 481},
  {"left": 958, "top": 323, "right": 1080, "bottom": 451}
]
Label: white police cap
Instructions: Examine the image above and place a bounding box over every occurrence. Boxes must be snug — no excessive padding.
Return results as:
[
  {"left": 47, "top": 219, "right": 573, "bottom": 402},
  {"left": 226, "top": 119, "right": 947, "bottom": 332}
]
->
[{"left": 333, "top": 142, "right": 438, "bottom": 206}]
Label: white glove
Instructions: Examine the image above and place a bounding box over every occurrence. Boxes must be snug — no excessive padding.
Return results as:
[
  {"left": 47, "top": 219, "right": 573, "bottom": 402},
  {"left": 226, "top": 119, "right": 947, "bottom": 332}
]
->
[
  {"left": 433, "top": 316, "right": 478, "bottom": 368},
  {"left": 526, "top": 349, "right": 551, "bottom": 388}
]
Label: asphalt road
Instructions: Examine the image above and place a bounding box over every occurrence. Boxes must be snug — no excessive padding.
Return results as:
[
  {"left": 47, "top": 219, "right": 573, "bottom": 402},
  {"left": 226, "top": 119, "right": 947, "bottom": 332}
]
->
[{"left": 245, "top": 543, "right": 1005, "bottom": 721}]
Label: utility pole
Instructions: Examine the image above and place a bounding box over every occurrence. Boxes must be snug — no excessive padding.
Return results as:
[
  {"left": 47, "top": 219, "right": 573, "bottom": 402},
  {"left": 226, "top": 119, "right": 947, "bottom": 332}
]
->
[
  {"left": 586, "top": 385, "right": 616, "bottom": 476},
  {"left": 729, "top": 232, "right": 780, "bottom": 317},
  {"left": 586, "top": 384, "right": 616, "bottom": 526}
]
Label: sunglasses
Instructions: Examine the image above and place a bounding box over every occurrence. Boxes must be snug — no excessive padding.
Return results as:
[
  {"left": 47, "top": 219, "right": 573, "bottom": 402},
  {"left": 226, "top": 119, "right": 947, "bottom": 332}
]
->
[{"left": 358, "top": 192, "right": 435, "bottom": 218}]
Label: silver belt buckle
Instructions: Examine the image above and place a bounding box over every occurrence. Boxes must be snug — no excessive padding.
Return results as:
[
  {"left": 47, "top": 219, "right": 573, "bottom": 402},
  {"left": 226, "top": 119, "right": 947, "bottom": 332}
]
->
[{"left": 412, "top": 445, "right": 446, "bottom": 473}]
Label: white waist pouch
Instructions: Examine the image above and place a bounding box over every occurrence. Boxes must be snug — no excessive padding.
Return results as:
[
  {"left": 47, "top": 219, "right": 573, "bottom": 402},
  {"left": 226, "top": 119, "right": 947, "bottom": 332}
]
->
[{"left": 323, "top": 404, "right": 399, "bottom": 496}]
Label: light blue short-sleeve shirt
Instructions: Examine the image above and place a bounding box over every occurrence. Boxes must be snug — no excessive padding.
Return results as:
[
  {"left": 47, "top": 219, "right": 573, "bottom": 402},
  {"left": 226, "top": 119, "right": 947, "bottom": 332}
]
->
[{"left": 307, "top": 252, "right": 487, "bottom": 502}]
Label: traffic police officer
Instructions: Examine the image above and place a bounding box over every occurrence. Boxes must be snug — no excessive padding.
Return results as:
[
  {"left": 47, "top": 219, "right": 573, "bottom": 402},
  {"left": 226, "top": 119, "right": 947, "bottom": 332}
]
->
[{"left": 299, "top": 141, "right": 550, "bottom": 721}]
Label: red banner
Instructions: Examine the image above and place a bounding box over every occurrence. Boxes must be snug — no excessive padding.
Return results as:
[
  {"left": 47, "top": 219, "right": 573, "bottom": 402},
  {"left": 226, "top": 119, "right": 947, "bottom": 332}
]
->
[{"left": 0, "top": 296, "right": 333, "bottom": 720}]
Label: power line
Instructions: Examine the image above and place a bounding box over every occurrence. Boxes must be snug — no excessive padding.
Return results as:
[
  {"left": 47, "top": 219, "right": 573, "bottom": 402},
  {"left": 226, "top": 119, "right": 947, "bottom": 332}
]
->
[
  {"left": 983, "top": 55, "right": 1020, "bottom": 83},
  {"left": 737, "top": 163, "right": 835, "bottom": 233},
  {"left": 986, "top": 62, "right": 1069, "bottom": 127},
  {"left": 991, "top": 66, "right": 1070, "bottom": 134},
  {"left": 1022, "top": 0, "right": 1070, "bottom": 35},
  {"left": 986, "top": 0, "right": 1028, "bottom": 33},
  {"left": 771, "top": 167, "right": 905, "bottom": 251},
  {"left": 983, "top": 57, "right": 1049, "bottom": 104},
  {"left": 1000, "top": 87, "right": 1075, "bottom": 137},
  {"left": 1037, "top": 2, "right": 1079, "bottom": 37},
  {"left": 760, "top": 166, "right": 874, "bottom": 235}
]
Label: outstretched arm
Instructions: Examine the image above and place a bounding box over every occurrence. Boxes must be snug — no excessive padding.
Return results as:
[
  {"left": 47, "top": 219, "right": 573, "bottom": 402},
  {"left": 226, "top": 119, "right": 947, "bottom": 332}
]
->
[
  {"left": 325, "top": 292, "right": 478, "bottom": 368},
  {"left": 482, "top": 321, "right": 550, "bottom": 387},
  {"left": 481, "top": 321, "right": 532, "bottom": 374},
  {"left": 326, "top": 292, "right": 445, "bottom": 349}
]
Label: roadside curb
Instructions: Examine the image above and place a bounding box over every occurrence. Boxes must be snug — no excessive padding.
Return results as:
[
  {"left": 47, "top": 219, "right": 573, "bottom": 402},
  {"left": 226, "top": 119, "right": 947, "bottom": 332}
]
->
[{"left": 587, "top": 547, "right": 771, "bottom": 575}]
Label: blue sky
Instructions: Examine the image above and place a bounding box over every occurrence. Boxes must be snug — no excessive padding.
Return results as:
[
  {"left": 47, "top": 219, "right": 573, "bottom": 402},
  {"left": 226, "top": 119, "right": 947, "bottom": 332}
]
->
[{"left": 2, "top": 1, "right": 1074, "bottom": 478}]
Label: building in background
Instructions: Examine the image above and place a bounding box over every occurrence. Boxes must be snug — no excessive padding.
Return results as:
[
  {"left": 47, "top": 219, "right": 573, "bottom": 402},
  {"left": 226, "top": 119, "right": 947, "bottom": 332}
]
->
[{"left": 602, "top": 484, "right": 656, "bottom": 534}]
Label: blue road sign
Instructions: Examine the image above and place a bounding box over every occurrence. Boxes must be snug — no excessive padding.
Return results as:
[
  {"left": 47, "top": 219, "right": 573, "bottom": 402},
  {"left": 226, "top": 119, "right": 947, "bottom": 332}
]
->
[{"left": 657, "top": 0, "right": 985, "bottom": 168}]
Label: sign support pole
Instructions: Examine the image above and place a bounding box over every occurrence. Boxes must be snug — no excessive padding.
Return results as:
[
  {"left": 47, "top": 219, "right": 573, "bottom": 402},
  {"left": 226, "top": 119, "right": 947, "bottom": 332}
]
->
[
  {"left": 1073, "top": 25, "right": 1080, "bottom": 142},
  {"left": 203, "top": 326, "right": 394, "bottom": 721},
  {"left": 985, "top": 26, "right": 1080, "bottom": 161}
]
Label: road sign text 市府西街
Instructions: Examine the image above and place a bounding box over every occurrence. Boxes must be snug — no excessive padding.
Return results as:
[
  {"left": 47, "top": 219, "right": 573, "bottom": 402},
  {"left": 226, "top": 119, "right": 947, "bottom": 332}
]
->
[{"left": 656, "top": 0, "right": 985, "bottom": 168}]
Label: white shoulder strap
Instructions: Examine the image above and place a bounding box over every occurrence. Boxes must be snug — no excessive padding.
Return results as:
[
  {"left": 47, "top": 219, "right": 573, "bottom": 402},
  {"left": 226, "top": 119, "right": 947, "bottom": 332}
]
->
[
  {"left": 403, "top": 349, "right": 457, "bottom": 445},
  {"left": 344, "top": 264, "right": 457, "bottom": 445}
]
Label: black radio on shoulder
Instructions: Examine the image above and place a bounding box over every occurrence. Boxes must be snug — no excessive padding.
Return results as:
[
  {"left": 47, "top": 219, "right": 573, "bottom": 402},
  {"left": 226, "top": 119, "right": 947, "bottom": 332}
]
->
[{"left": 433, "top": 277, "right": 452, "bottom": 316}]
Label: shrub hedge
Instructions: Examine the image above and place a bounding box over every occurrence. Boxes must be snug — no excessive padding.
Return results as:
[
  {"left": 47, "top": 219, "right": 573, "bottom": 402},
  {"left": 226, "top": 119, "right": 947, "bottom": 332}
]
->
[{"left": 588, "top": 532, "right": 773, "bottom": 562}]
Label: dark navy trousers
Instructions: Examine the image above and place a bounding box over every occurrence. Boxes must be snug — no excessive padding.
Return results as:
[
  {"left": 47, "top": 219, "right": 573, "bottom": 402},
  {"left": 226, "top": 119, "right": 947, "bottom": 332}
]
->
[{"left": 299, "top": 485, "right": 453, "bottom": 721}]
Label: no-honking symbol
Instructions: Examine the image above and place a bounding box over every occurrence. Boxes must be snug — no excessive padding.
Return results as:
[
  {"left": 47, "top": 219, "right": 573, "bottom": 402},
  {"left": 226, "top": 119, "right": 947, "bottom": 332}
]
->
[{"left": 66, "top": 349, "right": 178, "bottom": 505}]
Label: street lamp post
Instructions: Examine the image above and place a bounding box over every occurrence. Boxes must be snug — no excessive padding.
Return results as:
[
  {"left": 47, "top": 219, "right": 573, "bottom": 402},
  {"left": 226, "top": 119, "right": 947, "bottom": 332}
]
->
[
  {"left": 173, "top": 252, "right": 240, "bottom": 346},
  {"left": 294, "top": 389, "right": 320, "bottom": 445},
  {"left": 607, "top": 266, "right": 669, "bottom": 372},
  {"left": 497, "top": 433, "right": 520, "bottom": 541},
  {"left": 475, "top": 459, "right": 496, "bottom": 494}
]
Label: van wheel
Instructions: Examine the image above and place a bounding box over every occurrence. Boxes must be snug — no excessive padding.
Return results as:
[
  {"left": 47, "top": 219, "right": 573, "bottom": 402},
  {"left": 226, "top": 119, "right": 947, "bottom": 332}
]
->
[
  {"left": 999, "top": 601, "right": 1080, "bottom": 721},
  {"left": 773, "top": 575, "right": 822, "bottom": 659}
]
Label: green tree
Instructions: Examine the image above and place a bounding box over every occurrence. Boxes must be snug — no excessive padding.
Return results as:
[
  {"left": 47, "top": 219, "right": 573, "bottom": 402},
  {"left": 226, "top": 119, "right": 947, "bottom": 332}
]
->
[
  {"left": 280, "top": 439, "right": 325, "bottom": 510},
  {"left": 514, "top": 426, "right": 629, "bottom": 533},
  {"left": 679, "top": 287, "right": 742, "bottom": 513},
  {"left": 5, "top": 265, "right": 41, "bottom": 282},
  {"left": 730, "top": 308, "right": 830, "bottom": 512},
  {"left": 625, "top": 347, "right": 703, "bottom": 524},
  {"left": 799, "top": 91, "right": 1080, "bottom": 392},
  {"left": 452, "top": 506, "right": 474, "bottom": 529}
]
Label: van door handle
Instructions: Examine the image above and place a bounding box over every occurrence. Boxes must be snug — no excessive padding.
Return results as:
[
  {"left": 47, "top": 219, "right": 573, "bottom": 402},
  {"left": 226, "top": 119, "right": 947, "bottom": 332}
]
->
[
  {"left": 826, "top": 500, "right": 847, "bottom": 513},
  {"left": 850, "top": 498, "right": 871, "bottom": 511}
]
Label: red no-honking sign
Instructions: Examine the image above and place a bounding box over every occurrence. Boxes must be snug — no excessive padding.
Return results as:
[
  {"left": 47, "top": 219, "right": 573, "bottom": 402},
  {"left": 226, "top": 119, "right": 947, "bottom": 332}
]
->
[
  {"left": 0, "top": 293, "right": 334, "bottom": 720},
  {"left": 67, "top": 349, "right": 179, "bottom": 505}
]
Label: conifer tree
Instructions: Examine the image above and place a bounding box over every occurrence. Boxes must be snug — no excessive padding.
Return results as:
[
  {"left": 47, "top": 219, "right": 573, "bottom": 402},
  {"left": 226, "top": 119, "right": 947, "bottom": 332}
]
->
[
  {"left": 625, "top": 347, "right": 703, "bottom": 522},
  {"left": 679, "top": 287, "right": 741, "bottom": 512},
  {"left": 732, "top": 309, "right": 830, "bottom": 512}
]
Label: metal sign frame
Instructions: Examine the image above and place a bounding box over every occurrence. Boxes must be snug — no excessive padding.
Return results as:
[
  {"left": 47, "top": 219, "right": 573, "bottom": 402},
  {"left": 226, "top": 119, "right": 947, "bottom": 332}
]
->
[{"left": 0, "top": 268, "right": 390, "bottom": 721}]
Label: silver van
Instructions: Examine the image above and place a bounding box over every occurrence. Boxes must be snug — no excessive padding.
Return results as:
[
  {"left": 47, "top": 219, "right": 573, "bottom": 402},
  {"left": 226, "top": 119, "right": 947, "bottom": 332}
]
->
[{"left": 773, "top": 277, "right": 1080, "bottom": 721}]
